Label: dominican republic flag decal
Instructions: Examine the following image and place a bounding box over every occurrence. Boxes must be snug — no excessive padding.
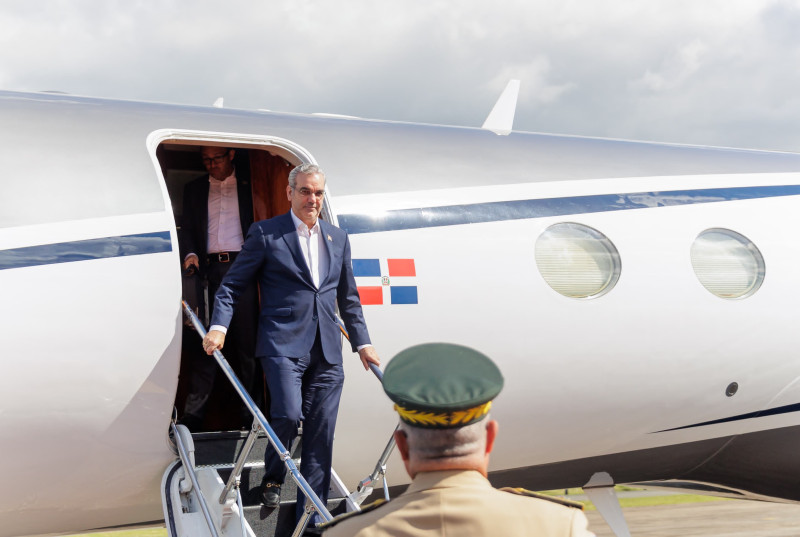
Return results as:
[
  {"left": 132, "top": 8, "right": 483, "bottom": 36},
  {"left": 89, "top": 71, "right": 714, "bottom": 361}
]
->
[{"left": 352, "top": 258, "right": 418, "bottom": 305}]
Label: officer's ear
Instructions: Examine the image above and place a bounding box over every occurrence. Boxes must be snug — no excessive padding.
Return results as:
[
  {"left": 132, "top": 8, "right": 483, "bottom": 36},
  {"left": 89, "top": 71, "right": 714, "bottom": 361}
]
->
[
  {"left": 484, "top": 419, "right": 499, "bottom": 455},
  {"left": 394, "top": 428, "right": 415, "bottom": 477},
  {"left": 394, "top": 429, "right": 410, "bottom": 461}
]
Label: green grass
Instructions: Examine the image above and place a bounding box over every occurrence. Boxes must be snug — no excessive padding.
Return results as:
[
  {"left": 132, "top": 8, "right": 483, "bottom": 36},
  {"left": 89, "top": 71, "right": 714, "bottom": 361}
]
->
[
  {"left": 538, "top": 486, "right": 730, "bottom": 511},
  {"left": 610, "top": 494, "right": 727, "bottom": 509}
]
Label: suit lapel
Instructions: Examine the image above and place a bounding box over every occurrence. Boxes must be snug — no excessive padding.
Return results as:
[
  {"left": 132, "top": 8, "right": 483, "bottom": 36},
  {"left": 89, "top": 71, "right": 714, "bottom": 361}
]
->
[
  {"left": 319, "top": 220, "right": 338, "bottom": 287},
  {"left": 279, "top": 212, "right": 315, "bottom": 286}
]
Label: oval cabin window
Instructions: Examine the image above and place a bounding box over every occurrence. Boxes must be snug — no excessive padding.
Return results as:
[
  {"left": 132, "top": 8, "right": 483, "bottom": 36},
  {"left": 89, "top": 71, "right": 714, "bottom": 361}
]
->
[
  {"left": 535, "top": 223, "right": 621, "bottom": 299},
  {"left": 690, "top": 228, "right": 765, "bottom": 299}
]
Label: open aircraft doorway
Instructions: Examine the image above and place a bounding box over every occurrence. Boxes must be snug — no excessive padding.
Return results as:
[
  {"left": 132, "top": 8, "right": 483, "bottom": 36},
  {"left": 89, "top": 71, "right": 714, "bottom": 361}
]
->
[{"left": 153, "top": 134, "right": 308, "bottom": 433}]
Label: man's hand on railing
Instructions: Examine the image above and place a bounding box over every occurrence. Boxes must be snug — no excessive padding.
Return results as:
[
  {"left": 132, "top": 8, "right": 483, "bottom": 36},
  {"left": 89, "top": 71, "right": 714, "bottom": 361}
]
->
[
  {"left": 357, "top": 346, "right": 381, "bottom": 371},
  {"left": 203, "top": 330, "right": 226, "bottom": 355},
  {"left": 183, "top": 254, "right": 200, "bottom": 272}
]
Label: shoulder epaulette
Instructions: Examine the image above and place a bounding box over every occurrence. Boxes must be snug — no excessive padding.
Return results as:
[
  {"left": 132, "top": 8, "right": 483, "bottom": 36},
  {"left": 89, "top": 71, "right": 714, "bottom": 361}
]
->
[
  {"left": 499, "top": 487, "right": 585, "bottom": 509},
  {"left": 317, "top": 499, "right": 388, "bottom": 530}
]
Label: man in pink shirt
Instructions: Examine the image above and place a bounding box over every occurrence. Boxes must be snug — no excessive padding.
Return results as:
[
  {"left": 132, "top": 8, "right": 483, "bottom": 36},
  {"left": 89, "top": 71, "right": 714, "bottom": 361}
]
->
[{"left": 179, "top": 146, "right": 258, "bottom": 430}]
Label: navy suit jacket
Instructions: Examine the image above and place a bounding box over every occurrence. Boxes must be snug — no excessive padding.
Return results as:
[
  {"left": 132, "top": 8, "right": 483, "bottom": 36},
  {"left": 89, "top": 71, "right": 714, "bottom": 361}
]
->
[{"left": 210, "top": 211, "right": 371, "bottom": 363}]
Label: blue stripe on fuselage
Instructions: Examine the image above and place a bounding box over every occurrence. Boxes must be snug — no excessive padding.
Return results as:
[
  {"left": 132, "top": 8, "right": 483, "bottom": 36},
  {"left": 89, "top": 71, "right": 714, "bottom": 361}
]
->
[
  {"left": 338, "top": 185, "right": 800, "bottom": 235},
  {"left": 0, "top": 231, "right": 172, "bottom": 270},
  {"left": 654, "top": 402, "right": 800, "bottom": 433}
]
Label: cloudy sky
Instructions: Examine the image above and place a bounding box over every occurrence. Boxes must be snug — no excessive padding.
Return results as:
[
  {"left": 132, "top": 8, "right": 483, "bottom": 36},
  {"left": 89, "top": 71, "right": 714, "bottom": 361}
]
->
[{"left": 2, "top": 0, "right": 799, "bottom": 152}]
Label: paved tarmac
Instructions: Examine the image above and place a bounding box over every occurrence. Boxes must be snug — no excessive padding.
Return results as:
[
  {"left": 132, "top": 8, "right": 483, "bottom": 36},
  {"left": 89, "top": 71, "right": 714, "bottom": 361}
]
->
[{"left": 585, "top": 499, "right": 800, "bottom": 537}]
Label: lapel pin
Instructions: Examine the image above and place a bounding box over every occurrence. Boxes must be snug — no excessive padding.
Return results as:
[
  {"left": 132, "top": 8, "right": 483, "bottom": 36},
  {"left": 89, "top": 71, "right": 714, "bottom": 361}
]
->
[{"left": 327, "top": 234, "right": 333, "bottom": 241}]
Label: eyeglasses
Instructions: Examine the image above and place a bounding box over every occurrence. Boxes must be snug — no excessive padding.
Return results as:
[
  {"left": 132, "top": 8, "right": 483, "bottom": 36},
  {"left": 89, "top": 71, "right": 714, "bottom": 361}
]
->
[
  {"left": 293, "top": 187, "right": 325, "bottom": 198},
  {"left": 201, "top": 153, "right": 229, "bottom": 166}
]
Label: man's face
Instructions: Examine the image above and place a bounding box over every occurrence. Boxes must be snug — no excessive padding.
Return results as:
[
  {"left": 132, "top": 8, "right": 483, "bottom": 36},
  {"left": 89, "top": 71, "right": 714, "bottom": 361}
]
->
[
  {"left": 201, "top": 147, "right": 235, "bottom": 181},
  {"left": 287, "top": 172, "right": 326, "bottom": 227}
]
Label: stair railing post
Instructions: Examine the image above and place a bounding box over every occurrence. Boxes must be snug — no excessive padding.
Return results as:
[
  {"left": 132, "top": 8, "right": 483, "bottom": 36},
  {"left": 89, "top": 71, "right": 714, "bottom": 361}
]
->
[
  {"left": 170, "top": 422, "right": 221, "bottom": 537},
  {"left": 219, "top": 418, "right": 262, "bottom": 504},
  {"left": 291, "top": 497, "right": 318, "bottom": 537}
]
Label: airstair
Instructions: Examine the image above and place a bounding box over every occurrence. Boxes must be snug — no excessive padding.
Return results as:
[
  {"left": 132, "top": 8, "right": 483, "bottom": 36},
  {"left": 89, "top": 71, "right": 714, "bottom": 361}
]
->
[{"left": 162, "top": 301, "right": 396, "bottom": 537}]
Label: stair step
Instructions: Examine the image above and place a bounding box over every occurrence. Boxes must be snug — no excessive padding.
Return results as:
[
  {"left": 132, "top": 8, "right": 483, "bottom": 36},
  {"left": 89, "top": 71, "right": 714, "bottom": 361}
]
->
[
  {"left": 214, "top": 465, "right": 344, "bottom": 506},
  {"left": 244, "top": 498, "right": 347, "bottom": 537},
  {"left": 192, "top": 430, "right": 271, "bottom": 466},
  {"left": 190, "top": 429, "right": 348, "bottom": 536}
]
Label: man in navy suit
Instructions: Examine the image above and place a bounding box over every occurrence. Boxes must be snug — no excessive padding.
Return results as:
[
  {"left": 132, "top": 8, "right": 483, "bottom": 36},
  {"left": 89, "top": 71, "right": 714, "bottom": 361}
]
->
[
  {"left": 180, "top": 146, "right": 258, "bottom": 430},
  {"left": 202, "top": 163, "right": 380, "bottom": 523}
]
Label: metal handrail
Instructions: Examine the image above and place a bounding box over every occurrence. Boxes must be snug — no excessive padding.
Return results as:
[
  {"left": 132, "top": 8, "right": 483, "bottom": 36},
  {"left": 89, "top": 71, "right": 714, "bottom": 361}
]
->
[
  {"left": 181, "top": 300, "right": 333, "bottom": 523},
  {"left": 335, "top": 315, "right": 383, "bottom": 382},
  {"left": 335, "top": 315, "right": 397, "bottom": 506},
  {"left": 350, "top": 427, "right": 397, "bottom": 505},
  {"left": 170, "top": 421, "right": 220, "bottom": 537}
]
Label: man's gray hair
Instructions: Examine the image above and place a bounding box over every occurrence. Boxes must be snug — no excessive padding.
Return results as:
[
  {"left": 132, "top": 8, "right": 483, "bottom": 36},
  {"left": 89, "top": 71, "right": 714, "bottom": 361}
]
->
[
  {"left": 288, "top": 163, "right": 326, "bottom": 188},
  {"left": 399, "top": 417, "right": 489, "bottom": 461}
]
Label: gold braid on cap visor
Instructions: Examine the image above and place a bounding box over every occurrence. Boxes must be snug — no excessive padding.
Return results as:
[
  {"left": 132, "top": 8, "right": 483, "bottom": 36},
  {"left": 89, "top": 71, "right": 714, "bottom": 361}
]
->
[{"left": 394, "top": 401, "right": 492, "bottom": 428}]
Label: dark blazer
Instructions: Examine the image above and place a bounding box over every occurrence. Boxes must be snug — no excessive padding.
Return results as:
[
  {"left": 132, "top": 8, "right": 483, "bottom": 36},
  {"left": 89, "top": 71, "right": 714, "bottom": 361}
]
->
[
  {"left": 179, "top": 172, "right": 254, "bottom": 271},
  {"left": 210, "top": 211, "right": 371, "bottom": 362}
]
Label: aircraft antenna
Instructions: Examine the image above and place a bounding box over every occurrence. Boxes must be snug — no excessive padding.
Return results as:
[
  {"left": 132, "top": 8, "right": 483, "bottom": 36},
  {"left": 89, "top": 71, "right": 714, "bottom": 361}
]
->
[{"left": 481, "top": 79, "right": 520, "bottom": 136}]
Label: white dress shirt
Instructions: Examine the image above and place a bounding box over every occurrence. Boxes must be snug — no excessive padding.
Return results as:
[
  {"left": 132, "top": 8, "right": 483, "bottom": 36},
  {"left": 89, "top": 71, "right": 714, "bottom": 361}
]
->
[
  {"left": 290, "top": 210, "right": 329, "bottom": 288},
  {"left": 207, "top": 171, "right": 244, "bottom": 254}
]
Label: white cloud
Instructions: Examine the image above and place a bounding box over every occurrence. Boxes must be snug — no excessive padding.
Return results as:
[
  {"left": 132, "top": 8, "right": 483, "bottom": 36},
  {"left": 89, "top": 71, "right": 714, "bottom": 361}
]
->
[
  {"left": 489, "top": 56, "right": 576, "bottom": 107},
  {"left": 1, "top": 0, "right": 800, "bottom": 150},
  {"left": 634, "top": 40, "right": 709, "bottom": 93}
]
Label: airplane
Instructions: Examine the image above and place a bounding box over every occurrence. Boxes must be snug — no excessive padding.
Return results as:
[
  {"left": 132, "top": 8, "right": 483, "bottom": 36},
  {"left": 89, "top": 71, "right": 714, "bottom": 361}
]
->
[{"left": 2, "top": 86, "right": 800, "bottom": 537}]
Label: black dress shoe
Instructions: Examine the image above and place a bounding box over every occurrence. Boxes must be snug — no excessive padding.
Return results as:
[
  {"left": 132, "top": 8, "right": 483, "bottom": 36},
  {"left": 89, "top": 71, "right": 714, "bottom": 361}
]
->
[{"left": 262, "top": 482, "right": 281, "bottom": 508}]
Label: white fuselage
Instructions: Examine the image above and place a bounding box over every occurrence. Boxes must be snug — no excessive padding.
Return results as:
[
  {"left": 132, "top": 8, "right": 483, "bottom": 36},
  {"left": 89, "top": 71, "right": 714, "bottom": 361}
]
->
[{"left": 2, "top": 90, "right": 800, "bottom": 535}]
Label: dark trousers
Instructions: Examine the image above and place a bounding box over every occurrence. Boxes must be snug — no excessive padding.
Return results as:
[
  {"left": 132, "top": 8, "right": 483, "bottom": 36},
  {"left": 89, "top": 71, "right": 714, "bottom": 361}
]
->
[
  {"left": 183, "top": 259, "right": 258, "bottom": 421},
  {"left": 261, "top": 332, "right": 344, "bottom": 522}
]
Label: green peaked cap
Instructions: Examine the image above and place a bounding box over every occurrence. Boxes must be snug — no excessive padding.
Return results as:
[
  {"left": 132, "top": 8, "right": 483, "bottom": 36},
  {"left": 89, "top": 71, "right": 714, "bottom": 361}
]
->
[{"left": 382, "top": 343, "right": 504, "bottom": 428}]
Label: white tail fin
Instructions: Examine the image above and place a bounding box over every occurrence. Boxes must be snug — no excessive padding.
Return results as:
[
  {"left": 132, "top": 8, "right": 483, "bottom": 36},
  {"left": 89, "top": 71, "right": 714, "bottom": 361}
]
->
[{"left": 482, "top": 79, "right": 520, "bottom": 135}]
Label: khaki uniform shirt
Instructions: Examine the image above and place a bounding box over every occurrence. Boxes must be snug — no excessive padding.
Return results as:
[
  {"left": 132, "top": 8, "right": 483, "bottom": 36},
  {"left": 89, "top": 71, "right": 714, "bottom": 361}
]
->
[{"left": 323, "top": 469, "right": 595, "bottom": 537}]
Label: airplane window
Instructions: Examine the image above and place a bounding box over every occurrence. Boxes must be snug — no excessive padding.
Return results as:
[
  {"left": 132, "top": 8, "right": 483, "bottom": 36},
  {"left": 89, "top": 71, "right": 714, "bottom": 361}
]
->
[
  {"left": 535, "top": 223, "right": 621, "bottom": 299},
  {"left": 690, "top": 228, "right": 765, "bottom": 299}
]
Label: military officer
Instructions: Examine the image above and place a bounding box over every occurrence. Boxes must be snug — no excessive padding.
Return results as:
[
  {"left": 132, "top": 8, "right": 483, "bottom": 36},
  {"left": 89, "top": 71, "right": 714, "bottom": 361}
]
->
[{"left": 321, "top": 343, "right": 595, "bottom": 537}]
